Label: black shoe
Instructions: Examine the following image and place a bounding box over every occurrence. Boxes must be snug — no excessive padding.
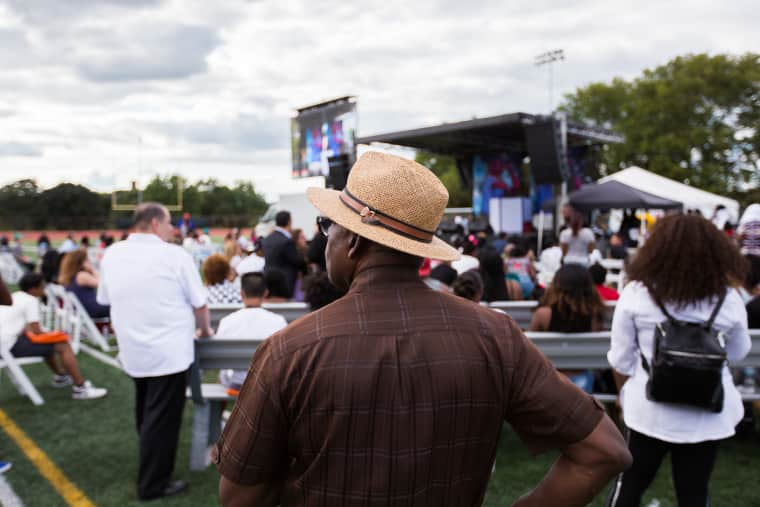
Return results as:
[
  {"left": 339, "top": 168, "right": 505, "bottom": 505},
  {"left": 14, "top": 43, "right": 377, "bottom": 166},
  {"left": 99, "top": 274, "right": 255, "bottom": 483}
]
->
[
  {"left": 162, "top": 480, "right": 189, "bottom": 498},
  {"left": 139, "top": 480, "right": 189, "bottom": 501}
]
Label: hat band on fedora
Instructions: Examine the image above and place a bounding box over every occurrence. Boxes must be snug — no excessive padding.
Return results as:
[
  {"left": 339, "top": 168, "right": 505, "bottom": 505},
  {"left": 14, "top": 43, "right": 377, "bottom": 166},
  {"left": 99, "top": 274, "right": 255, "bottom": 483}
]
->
[{"left": 339, "top": 189, "right": 435, "bottom": 243}]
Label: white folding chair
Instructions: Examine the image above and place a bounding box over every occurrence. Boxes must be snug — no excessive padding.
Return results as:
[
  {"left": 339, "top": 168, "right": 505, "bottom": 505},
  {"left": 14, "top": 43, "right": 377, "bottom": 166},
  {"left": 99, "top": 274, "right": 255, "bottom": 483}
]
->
[
  {"left": 46, "top": 284, "right": 73, "bottom": 334},
  {"left": 66, "top": 294, "right": 111, "bottom": 352},
  {"left": 0, "top": 343, "right": 44, "bottom": 406},
  {"left": 43, "top": 284, "right": 80, "bottom": 353}
]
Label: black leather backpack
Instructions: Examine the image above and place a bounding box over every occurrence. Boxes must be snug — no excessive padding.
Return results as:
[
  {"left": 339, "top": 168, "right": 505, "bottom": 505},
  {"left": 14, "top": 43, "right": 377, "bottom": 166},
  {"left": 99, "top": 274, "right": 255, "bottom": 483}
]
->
[{"left": 639, "top": 290, "right": 727, "bottom": 413}]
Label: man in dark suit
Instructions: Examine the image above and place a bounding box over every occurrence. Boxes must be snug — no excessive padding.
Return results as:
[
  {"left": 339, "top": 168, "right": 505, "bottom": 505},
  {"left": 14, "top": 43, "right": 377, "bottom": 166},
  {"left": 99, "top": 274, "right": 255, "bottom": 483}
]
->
[{"left": 262, "top": 210, "right": 306, "bottom": 298}]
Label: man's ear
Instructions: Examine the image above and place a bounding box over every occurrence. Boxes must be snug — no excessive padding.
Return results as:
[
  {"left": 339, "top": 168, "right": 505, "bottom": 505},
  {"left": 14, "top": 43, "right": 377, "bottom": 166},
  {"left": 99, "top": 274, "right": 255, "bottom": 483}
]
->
[{"left": 346, "top": 233, "right": 365, "bottom": 260}]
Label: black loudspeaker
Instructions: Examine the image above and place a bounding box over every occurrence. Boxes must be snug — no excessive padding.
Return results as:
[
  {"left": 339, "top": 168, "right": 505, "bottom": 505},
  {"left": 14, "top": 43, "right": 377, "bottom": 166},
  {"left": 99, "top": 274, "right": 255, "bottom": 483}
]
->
[
  {"left": 455, "top": 157, "right": 474, "bottom": 190},
  {"left": 524, "top": 119, "right": 568, "bottom": 184},
  {"left": 326, "top": 154, "right": 351, "bottom": 190}
]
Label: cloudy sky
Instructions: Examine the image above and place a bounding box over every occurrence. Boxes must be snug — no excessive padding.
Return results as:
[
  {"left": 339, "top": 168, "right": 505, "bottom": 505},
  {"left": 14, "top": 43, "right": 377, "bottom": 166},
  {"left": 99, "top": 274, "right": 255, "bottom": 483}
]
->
[{"left": 0, "top": 0, "right": 756, "bottom": 200}]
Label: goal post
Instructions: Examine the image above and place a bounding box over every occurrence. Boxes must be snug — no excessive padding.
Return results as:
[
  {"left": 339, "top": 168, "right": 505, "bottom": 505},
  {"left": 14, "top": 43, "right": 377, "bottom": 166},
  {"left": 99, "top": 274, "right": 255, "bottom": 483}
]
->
[{"left": 111, "top": 179, "right": 184, "bottom": 212}]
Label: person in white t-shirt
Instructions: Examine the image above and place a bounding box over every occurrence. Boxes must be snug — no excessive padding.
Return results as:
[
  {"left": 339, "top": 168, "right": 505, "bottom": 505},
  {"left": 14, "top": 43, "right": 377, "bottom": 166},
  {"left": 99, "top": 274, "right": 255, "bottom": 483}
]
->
[
  {"left": 97, "top": 202, "right": 212, "bottom": 501},
  {"left": 0, "top": 273, "right": 107, "bottom": 400},
  {"left": 559, "top": 207, "right": 595, "bottom": 266},
  {"left": 606, "top": 214, "right": 750, "bottom": 506},
  {"left": 216, "top": 272, "right": 288, "bottom": 392},
  {"left": 451, "top": 238, "right": 479, "bottom": 274}
]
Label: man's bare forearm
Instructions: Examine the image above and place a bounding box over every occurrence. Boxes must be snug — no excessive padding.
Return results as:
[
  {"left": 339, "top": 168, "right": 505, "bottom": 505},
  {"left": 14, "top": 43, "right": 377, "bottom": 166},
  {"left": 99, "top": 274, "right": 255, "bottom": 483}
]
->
[
  {"left": 511, "top": 453, "right": 622, "bottom": 507},
  {"left": 512, "top": 415, "right": 632, "bottom": 507},
  {"left": 193, "top": 305, "right": 213, "bottom": 337}
]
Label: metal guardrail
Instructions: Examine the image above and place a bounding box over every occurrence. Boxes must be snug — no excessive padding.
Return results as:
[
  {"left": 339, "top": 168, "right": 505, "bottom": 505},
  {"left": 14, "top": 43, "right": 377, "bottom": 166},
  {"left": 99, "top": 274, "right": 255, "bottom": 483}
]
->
[{"left": 210, "top": 300, "right": 617, "bottom": 331}]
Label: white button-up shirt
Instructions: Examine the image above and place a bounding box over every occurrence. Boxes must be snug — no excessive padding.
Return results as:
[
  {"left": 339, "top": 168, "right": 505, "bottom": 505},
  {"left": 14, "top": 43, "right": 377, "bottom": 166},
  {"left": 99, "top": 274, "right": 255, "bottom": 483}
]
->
[
  {"left": 607, "top": 281, "right": 750, "bottom": 443},
  {"left": 97, "top": 233, "right": 207, "bottom": 377}
]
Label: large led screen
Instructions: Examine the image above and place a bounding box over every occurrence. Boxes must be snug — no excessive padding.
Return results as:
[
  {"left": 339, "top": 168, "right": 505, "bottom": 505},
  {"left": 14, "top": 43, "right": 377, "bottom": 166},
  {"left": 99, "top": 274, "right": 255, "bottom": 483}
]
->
[{"left": 291, "top": 97, "right": 357, "bottom": 178}]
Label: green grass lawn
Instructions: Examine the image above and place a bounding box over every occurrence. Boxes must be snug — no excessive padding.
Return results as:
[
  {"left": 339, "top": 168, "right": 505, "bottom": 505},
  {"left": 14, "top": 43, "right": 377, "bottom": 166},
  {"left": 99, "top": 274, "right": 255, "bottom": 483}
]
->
[{"left": 2, "top": 354, "right": 760, "bottom": 506}]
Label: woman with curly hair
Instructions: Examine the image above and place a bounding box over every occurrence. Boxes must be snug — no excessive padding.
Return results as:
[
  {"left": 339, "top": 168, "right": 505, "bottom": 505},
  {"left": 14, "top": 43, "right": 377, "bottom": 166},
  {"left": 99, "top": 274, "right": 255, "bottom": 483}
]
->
[
  {"left": 203, "top": 254, "right": 241, "bottom": 305},
  {"left": 606, "top": 213, "right": 750, "bottom": 506}
]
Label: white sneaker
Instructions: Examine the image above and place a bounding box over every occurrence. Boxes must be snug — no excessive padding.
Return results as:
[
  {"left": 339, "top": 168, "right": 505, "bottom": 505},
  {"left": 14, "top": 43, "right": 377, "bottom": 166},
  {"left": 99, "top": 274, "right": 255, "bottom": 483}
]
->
[
  {"left": 51, "top": 374, "right": 73, "bottom": 388},
  {"left": 72, "top": 380, "right": 108, "bottom": 400}
]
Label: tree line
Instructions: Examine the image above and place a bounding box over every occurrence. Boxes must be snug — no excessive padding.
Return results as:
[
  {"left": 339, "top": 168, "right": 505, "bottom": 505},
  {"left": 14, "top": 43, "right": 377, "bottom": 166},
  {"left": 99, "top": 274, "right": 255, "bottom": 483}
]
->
[
  {"left": 0, "top": 175, "right": 268, "bottom": 230},
  {"left": 561, "top": 52, "right": 759, "bottom": 201},
  {"left": 419, "top": 53, "right": 759, "bottom": 210}
]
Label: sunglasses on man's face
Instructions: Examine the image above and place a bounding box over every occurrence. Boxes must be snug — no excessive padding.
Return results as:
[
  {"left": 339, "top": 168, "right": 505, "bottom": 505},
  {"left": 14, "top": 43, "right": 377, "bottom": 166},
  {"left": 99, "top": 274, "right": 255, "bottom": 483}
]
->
[{"left": 317, "top": 216, "right": 333, "bottom": 237}]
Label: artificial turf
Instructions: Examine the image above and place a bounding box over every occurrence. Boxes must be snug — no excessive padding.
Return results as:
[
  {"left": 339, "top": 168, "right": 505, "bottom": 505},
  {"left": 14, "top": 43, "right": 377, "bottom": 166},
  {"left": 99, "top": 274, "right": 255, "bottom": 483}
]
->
[{"left": 2, "top": 353, "right": 760, "bottom": 506}]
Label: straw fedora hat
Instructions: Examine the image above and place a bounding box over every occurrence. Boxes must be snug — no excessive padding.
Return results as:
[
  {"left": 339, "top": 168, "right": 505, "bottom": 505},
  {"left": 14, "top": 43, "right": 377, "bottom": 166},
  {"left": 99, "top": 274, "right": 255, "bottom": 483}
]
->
[{"left": 307, "top": 151, "right": 460, "bottom": 261}]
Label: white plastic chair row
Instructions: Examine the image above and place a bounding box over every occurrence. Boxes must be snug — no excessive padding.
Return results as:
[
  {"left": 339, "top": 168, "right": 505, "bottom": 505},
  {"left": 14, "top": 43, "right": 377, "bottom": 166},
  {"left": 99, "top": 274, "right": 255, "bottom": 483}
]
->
[
  {"left": 0, "top": 344, "right": 45, "bottom": 406},
  {"left": 0, "top": 253, "right": 24, "bottom": 285},
  {"left": 44, "top": 284, "right": 114, "bottom": 353}
]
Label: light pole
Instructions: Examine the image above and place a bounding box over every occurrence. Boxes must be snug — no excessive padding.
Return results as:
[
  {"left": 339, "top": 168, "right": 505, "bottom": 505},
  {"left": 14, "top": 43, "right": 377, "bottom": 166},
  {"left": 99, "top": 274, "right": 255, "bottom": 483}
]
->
[{"left": 534, "top": 49, "right": 565, "bottom": 113}]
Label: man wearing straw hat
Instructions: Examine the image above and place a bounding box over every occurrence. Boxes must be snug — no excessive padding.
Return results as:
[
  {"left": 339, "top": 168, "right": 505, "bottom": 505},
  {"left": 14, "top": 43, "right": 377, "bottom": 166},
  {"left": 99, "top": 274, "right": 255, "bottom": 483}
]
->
[{"left": 215, "top": 152, "right": 631, "bottom": 506}]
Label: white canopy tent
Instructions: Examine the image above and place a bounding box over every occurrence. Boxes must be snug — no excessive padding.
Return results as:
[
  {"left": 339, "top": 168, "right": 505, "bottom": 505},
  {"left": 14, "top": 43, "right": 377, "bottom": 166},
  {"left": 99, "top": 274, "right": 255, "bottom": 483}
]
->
[{"left": 599, "top": 167, "right": 740, "bottom": 224}]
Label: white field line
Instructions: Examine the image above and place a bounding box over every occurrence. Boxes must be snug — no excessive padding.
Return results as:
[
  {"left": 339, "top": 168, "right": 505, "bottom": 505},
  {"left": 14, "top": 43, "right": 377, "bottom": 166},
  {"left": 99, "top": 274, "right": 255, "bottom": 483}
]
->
[{"left": 0, "top": 474, "right": 25, "bottom": 507}]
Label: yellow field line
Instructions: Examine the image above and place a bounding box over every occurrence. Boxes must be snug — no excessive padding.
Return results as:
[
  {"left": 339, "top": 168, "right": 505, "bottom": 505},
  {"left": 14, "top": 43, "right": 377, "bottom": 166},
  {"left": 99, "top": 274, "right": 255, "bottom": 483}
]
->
[{"left": 0, "top": 407, "right": 96, "bottom": 507}]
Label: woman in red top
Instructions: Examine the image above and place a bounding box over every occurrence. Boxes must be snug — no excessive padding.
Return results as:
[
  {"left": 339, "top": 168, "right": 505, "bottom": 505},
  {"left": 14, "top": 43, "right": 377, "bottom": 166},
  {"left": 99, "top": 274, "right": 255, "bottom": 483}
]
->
[{"left": 589, "top": 262, "right": 620, "bottom": 301}]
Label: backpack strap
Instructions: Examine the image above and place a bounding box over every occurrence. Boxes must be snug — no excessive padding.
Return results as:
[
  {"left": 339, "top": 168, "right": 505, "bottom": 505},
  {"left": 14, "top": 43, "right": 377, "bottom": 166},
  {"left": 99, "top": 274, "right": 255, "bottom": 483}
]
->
[
  {"left": 650, "top": 292, "right": 674, "bottom": 321},
  {"left": 638, "top": 344, "right": 650, "bottom": 373},
  {"left": 637, "top": 288, "right": 728, "bottom": 375},
  {"left": 649, "top": 288, "right": 726, "bottom": 328},
  {"left": 705, "top": 290, "right": 727, "bottom": 328},
  {"left": 631, "top": 315, "right": 650, "bottom": 373}
]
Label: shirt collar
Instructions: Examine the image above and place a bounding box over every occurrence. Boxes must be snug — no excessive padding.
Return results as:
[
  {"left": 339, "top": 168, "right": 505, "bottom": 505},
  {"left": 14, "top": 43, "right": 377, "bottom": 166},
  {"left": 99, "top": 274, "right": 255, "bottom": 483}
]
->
[
  {"left": 348, "top": 253, "right": 425, "bottom": 294},
  {"left": 273, "top": 227, "right": 292, "bottom": 240},
  {"left": 128, "top": 233, "right": 164, "bottom": 243}
]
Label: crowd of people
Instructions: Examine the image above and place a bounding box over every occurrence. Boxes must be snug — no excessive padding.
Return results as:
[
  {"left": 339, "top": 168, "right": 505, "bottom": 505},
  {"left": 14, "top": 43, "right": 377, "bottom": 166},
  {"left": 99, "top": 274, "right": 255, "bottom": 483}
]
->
[{"left": 0, "top": 152, "right": 759, "bottom": 505}]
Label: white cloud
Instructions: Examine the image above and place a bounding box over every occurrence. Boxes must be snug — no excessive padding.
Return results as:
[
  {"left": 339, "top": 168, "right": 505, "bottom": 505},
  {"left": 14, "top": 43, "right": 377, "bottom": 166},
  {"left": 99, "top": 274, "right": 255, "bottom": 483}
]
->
[
  {"left": 0, "top": 0, "right": 756, "bottom": 196},
  {"left": 0, "top": 141, "right": 42, "bottom": 157}
]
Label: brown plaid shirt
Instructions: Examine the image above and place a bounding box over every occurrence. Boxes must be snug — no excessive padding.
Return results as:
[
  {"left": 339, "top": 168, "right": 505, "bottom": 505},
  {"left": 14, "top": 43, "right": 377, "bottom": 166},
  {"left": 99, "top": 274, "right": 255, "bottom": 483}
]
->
[{"left": 215, "top": 255, "right": 603, "bottom": 506}]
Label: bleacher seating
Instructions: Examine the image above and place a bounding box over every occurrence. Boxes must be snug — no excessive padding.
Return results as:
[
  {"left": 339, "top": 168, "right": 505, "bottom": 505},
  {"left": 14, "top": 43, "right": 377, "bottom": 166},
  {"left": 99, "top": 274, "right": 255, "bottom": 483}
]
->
[
  {"left": 187, "top": 338, "right": 263, "bottom": 470},
  {"left": 185, "top": 328, "right": 760, "bottom": 469},
  {"left": 210, "top": 300, "right": 617, "bottom": 331}
]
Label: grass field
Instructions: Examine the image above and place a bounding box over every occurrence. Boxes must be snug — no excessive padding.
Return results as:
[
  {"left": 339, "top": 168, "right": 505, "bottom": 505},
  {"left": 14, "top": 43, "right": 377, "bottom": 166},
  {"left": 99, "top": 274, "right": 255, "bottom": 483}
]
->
[{"left": 2, "top": 353, "right": 760, "bottom": 506}]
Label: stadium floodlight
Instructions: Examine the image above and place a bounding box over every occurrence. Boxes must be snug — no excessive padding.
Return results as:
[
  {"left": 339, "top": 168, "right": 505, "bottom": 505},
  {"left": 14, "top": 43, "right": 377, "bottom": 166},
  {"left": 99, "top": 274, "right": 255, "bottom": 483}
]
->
[
  {"left": 534, "top": 49, "right": 565, "bottom": 113},
  {"left": 111, "top": 178, "right": 184, "bottom": 212}
]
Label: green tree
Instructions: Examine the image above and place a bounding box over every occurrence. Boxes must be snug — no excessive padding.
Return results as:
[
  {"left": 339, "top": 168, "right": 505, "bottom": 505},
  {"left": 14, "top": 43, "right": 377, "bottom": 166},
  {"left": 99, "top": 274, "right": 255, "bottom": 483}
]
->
[
  {"left": 39, "top": 183, "right": 110, "bottom": 229},
  {"left": 142, "top": 175, "right": 183, "bottom": 206},
  {"left": 0, "top": 179, "right": 41, "bottom": 228},
  {"left": 561, "top": 53, "right": 760, "bottom": 195},
  {"left": 415, "top": 152, "right": 471, "bottom": 207}
]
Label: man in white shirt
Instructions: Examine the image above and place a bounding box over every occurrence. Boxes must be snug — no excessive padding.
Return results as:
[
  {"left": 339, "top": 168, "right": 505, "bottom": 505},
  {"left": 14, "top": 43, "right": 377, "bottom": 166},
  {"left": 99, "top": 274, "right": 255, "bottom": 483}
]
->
[
  {"left": 97, "top": 202, "right": 213, "bottom": 501},
  {"left": 0, "top": 273, "right": 107, "bottom": 400},
  {"left": 216, "top": 271, "right": 287, "bottom": 391}
]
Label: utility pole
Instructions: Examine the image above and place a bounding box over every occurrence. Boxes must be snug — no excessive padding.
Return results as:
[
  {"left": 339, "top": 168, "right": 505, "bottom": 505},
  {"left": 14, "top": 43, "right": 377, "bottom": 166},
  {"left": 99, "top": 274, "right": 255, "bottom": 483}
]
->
[{"left": 534, "top": 49, "right": 565, "bottom": 113}]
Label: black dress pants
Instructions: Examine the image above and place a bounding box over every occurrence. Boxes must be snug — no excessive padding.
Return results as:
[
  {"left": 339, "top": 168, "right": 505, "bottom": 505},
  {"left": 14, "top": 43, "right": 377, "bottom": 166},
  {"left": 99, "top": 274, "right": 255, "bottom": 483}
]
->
[
  {"left": 606, "top": 428, "right": 720, "bottom": 507},
  {"left": 133, "top": 370, "right": 188, "bottom": 500}
]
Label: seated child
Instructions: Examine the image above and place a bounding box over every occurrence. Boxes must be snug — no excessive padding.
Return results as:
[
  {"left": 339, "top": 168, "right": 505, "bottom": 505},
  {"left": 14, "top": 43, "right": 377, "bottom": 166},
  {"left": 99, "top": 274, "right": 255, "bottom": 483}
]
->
[
  {"left": 216, "top": 272, "right": 288, "bottom": 393},
  {"left": 0, "top": 273, "right": 107, "bottom": 400}
]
